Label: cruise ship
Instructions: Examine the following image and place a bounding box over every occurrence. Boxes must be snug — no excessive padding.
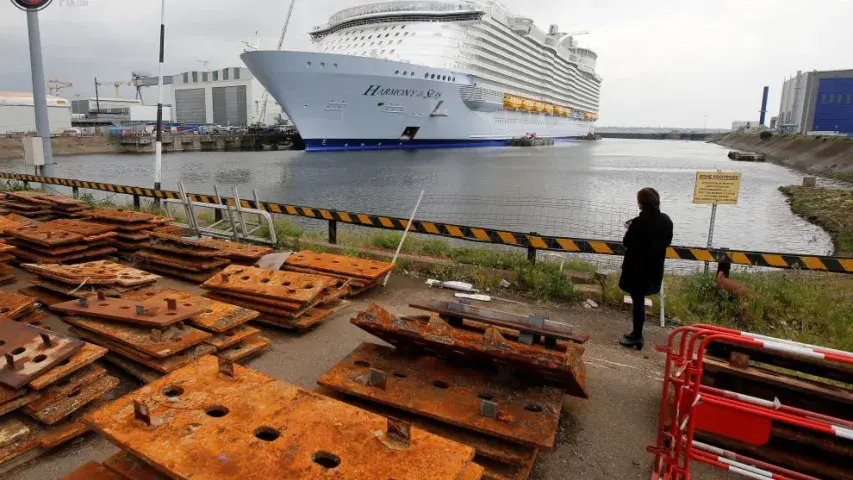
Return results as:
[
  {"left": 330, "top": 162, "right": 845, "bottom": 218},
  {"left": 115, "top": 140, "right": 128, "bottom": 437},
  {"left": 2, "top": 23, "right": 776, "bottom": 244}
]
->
[{"left": 241, "top": 1, "right": 602, "bottom": 151}]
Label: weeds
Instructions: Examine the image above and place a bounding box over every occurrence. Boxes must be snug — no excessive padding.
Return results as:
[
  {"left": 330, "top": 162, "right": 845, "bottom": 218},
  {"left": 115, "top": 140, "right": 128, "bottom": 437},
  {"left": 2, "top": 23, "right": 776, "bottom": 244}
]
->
[{"left": 780, "top": 186, "right": 853, "bottom": 255}]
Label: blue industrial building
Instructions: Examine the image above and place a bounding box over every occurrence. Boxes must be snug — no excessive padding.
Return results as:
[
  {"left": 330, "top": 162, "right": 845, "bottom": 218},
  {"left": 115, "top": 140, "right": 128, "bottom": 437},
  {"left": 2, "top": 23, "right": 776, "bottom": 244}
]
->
[{"left": 778, "top": 69, "right": 853, "bottom": 135}]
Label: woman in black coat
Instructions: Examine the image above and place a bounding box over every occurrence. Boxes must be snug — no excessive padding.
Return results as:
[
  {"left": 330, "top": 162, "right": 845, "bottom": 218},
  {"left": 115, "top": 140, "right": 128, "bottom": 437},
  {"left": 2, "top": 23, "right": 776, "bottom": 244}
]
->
[{"left": 618, "top": 188, "right": 673, "bottom": 350}]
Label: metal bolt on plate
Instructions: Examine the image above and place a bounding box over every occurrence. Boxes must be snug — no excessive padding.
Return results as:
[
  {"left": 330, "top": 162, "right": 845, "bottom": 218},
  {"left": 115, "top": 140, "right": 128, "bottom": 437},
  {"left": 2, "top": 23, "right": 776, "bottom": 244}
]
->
[
  {"left": 97, "top": 292, "right": 106, "bottom": 301},
  {"left": 77, "top": 296, "right": 88, "bottom": 308},
  {"left": 218, "top": 357, "right": 235, "bottom": 378},
  {"left": 387, "top": 417, "right": 411, "bottom": 447},
  {"left": 480, "top": 399, "right": 499, "bottom": 419},
  {"left": 39, "top": 333, "right": 52, "bottom": 347},
  {"left": 135, "top": 305, "right": 146, "bottom": 315},
  {"left": 133, "top": 399, "right": 152, "bottom": 426},
  {"left": 368, "top": 368, "right": 387, "bottom": 390},
  {"left": 166, "top": 298, "right": 177, "bottom": 311},
  {"left": 518, "top": 332, "right": 534, "bottom": 346},
  {"left": 4, "top": 353, "right": 16, "bottom": 370}
]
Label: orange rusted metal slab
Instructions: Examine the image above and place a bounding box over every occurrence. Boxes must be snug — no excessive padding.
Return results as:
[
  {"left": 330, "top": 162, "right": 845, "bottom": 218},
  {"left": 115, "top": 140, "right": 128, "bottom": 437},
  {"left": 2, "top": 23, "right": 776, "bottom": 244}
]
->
[
  {"left": 70, "top": 328, "right": 216, "bottom": 374},
  {"left": 0, "top": 291, "right": 38, "bottom": 319},
  {"left": 0, "top": 214, "right": 33, "bottom": 232},
  {"left": 85, "top": 355, "right": 480, "bottom": 480},
  {"left": 0, "top": 391, "right": 42, "bottom": 416},
  {"left": 210, "top": 290, "right": 305, "bottom": 310},
  {"left": 61, "top": 461, "right": 128, "bottom": 480},
  {"left": 139, "top": 263, "right": 221, "bottom": 284},
  {"left": 4, "top": 224, "right": 84, "bottom": 247},
  {"left": 41, "top": 219, "right": 117, "bottom": 237},
  {"left": 215, "top": 335, "right": 269, "bottom": 362},
  {"left": 63, "top": 316, "right": 212, "bottom": 358},
  {"left": 0, "top": 384, "right": 28, "bottom": 404},
  {"left": 22, "top": 261, "right": 161, "bottom": 287},
  {"left": 286, "top": 251, "right": 394, "bottom": 281},
  {"left": 134, "top": 251, "right": 230, "bottom": 272},
  {"left": 29, "top": 342, "right": 108, "bottom": 390},
  {"left": 28, "top": 278, "right": 125, "bottom": 300},
  {"left": 0, "top": 243, "right": 16, "bottom": 254},
  {"left": 102, "top": 353, "right": 162, "bottom": 384},
  {"left": 145, "top": 233, "right": 223, "bottom": 257},
  {"left": 14, "top": 245, "right": 117, "bottom": 264},
  {"left": 23, "top": 365, "right": 117, "bottom": 425},
  {"left": 353, "top": 305, "right": 589, "bottom": 399},
  {"left": 318, "top": 342, "right": 564, "bottom": 449},
  {"left": 202, "top": 265, "right": 332, "bottom": 304},
  {"left": 194, "top": 238, "right": 273, "bottom": 261},
  {"left": 204, "top": 324, "right": 260, "bottom": 350},
  {"left": 104, "top": 451, "right": 169, "bottom": 480},
  {"left": 253, "top": 308, "right": 334, "bottom": 332},
  {"left": 123, "top": 288, "right": 259, "bottom": 333},
  {"left": 8, "top": 237, "right": 114, "bottom": 256},
  {"left": 87, "top": 210, "right": 158, "bottom": 224},
  {"left": 202, "top": 293, "right": 309, "bottom": 318},
  {"left": 316, "top": 386, "right": 537, "bottom": 467},
  {"left": 0, "top": 320, "right": 84, "bottom": 390},
  {"left": 53, "top": 296, "right": 207, "bottom": 327}
]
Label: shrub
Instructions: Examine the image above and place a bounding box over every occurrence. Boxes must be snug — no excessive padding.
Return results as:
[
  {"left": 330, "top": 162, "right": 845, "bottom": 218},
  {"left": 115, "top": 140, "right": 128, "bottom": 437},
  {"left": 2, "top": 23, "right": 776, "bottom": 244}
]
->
[{"left": 759, "top": 130, "right": 773, "bottom": 140}]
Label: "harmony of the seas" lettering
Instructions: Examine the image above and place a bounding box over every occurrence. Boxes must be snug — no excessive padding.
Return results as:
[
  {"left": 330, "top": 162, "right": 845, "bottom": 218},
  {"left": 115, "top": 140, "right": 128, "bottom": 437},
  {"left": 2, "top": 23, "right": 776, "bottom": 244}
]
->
[{"left": 362, "top": 85, "right": 442, "bottom": 99}]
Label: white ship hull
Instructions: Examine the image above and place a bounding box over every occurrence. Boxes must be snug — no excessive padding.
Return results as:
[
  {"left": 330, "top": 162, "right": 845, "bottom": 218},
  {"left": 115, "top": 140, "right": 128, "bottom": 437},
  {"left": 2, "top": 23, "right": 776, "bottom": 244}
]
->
[{"left": 242, "top": 51, "right": 595, "bottom": 151}]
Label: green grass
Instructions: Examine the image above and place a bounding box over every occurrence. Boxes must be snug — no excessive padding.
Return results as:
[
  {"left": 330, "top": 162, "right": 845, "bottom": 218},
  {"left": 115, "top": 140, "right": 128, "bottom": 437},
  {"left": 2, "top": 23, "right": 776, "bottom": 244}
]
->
[{"left": 780, "top": 186, "right": 853, "bottom": 255}]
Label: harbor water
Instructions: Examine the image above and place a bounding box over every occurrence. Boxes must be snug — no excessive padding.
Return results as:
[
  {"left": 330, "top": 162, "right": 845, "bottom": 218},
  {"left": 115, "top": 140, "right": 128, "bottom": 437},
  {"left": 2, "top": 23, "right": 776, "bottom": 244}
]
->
[{"left": 0, "top": 139, "right": 834, "bottom": 256}]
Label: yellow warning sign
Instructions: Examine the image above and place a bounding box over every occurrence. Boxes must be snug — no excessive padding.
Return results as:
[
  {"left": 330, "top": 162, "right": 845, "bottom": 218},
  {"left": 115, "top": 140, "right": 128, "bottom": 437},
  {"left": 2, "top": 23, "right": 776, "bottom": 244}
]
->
[{"left": 693, "top": 171, "right": 742, "bottom": 204}]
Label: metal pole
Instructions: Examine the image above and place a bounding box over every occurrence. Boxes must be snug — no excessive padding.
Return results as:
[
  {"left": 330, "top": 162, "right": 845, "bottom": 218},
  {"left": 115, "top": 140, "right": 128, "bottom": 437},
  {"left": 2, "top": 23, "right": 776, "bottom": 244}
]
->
[
  {"left": 154, "top": 0, "right": 166, "bottom": 197},
  {"left": 26, "top": 10, "right": 54, "bottom": 177},
  {"left": 383, "top": 190, "right": 425, "bottom": 288},
  {"left": 659, "top": 278, "right": 666, "bottom": 328},
  {"left": 704, "top": 203, "right": 718, "bottom": 275},
  {"left": 94, "top": 77, "right": 100, "bottom": 115}
]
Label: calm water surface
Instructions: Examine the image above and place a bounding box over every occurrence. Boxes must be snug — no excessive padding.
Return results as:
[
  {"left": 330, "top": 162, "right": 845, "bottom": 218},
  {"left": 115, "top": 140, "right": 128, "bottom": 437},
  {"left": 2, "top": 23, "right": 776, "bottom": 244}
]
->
[{"left": 0, "top": 139, "right": 834, "bottom": 255}]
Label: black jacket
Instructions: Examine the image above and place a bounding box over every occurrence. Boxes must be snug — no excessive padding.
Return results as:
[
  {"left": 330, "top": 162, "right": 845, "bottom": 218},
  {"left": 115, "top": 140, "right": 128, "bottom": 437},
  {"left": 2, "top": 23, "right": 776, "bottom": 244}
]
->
[{"left": 619, "top": 209, "right": 673, "bottom": 296}]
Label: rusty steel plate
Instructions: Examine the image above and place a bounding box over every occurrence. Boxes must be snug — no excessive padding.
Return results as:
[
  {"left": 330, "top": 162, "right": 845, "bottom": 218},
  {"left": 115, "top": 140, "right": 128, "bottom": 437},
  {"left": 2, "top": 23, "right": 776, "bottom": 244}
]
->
[
  {"left": 102, "top": 353, "right": 162, "bottom": 385},
  {"left": 28, "top": 278, "right": 125, "bottom": 301},
  {"left": 9, "top": 237, "right": 114, "bottom": 256},
  {"left": 0, "top": 292, "right": 38, "bottom": 320},
  {"left": 85, "top": 355, "right": 480, "bottom": 480},
  {"left": 286, "top": 251, "right": 394, "bottom": 280},
  {"left": 204, "top": 325, "right": 261, "bottom": 350},
  {"left": 0, "top": 391, "right": 43, "bottom": 417},
  {"left": 23, "top": 261, "right": 160, "bottom": 287},
  {"left": 254, "top": 308, "right": 335, "bottom": 332},
  {"left": 104, "top": 451, "right": 170, "bottom": 480},
  {"left": 202, "top": 265, "right": 332, "bottom": 304},
  {"left": 318, "top": 342, "right": 564, "bottom": 449},
  {"left": 29, "top": 342, "right": 108, "bottom": 391},
  {"left": 317, "top": 386, "right": 537, "bottom": 468},
  {"left": 63, "top": 316, "right": 212, "bottom": 359},
  {"left": 0, "top": 320, "right": 84, "bottom": 390},
  {"left": 147, "top": 233, "right": 223, "bottom": 257},
  {"left": 352, "top": 305, "right": 589, "bottom": 399},
  {"left": 0, "top": 215, "right": 32, "bottom": 232},
  {"left": 4, "top": 225, "right": 85, "bottom": 247},
  {"left": 41, "top": 219, "right": 117, "bottom": 237},
  {"left": 0, "top": 243, "right": 16, "bottom": 254},
  {"left": 23, "top": 364, "right": 112, "bottom": 424},
  {"left": 61, "top": 461, "right": 128, "bottom": 480},
  {"left": 70, "top": 328, "right": 216, "bottom": 374},
  {"left": 194, "top": 238, "right": 273, "bottom": 261},
  {"left": 14, "top": 245, "right": 117, "bottom": 264},
  {"left": 123, "top": 288, "right": 259, "bottom": 333},
  {"left": 0, "top": 384, "right": 27, "bottom": 404},
  {"left": 53, "top": 296, "right": 207, "bottom": 328},
  {"left": 87, "top": 210, "right": 157, "bottom": 224},
  {"left": 215, "top": 335, "right": 269, "bottom": 362},
  {"left": 115, "top": 231, "right": 150, "bottom": 241},
  {"left": 140, "top": 263, "right": 221, "bottom": 284},
  {"left": 202, "top": 293, "right": 309, "bottom": 319},
  {"left": 134, "top": 251, "right": 230, "bottom": 272},
  {"left": 212, "top": 290, "right": 306, "bottom": 311}
]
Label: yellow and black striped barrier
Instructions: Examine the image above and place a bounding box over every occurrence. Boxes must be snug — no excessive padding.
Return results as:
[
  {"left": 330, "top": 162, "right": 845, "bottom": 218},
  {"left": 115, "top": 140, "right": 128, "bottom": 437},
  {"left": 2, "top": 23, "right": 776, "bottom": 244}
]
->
[{"left": 3, "top": 172, "right": 851, "bottom": 274}]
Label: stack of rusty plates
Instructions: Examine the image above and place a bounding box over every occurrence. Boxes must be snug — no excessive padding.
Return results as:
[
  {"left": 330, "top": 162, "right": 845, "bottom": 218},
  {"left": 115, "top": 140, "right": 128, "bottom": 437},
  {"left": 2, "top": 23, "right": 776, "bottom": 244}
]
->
[
  {"left": 0, "top": 291, "right": 44, "bottom": 326},
  {"left": 3, "top": 221, "right": 118, "bottom": 264},
  {"left": 53, "top": 293, "right": 222, "bottom": 383},
  {"left": 0, "top": 242, "right": 17, "bottom": 285},
  {"left": 134, "top": 233, "right": 230, "bottom": 283},
  {"left": 0, "top": 214, "right": 34, "bottom": 238},
  {"left": 20, "top": 261, "right": 161, "bottom": 303},
  {"left": 0, "top": 317, "right": 115, "bottom": 471},
  {"left": 315, "top": 303, "right": 591, "bottom": 480},
  {"left": 113, "top": 287, "right": 268, "bottom": 383},
  {"left": 194, "top": 237, "right": 274, "bottom": 266},
  {"left": 201, "top": 265, "right": 348, "bottom": 332},
  {"left": 283, "top": 250, "right": 394, "bottom": 296},
  {"left": 0, "top": 192, "right": 88, "bottom": 221},
  {"left": 84, "top": 209, "right": 179, "bottom": 254},
  {"left": 73, "top": 356, "right": 484, "bottom": 480}
]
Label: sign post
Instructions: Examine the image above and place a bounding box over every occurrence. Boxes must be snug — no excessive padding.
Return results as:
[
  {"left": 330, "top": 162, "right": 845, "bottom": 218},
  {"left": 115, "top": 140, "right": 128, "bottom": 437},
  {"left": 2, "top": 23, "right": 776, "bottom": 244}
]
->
[{"left": 693, "top": 171, "right": 742, "bottom": 274}]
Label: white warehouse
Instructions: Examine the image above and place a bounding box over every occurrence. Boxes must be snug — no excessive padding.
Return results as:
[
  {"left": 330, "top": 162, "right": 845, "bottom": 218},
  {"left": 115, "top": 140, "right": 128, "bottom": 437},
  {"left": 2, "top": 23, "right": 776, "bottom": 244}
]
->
[
  {"left": 0, "top": 92, "right": 72, "bottom": 135},
  {"left": 169, "top": 67, "right": 283, "bottom": 126}
]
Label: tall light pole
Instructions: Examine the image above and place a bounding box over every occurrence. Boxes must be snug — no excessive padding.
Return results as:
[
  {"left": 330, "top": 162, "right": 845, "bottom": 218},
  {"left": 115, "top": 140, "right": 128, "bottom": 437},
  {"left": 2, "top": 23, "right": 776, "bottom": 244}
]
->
[
  {"left": 20, "top": 2, "right": 55, "bottom": 177},
  {"left": 703, "top": 115, "right": 708, "bottom": 133},
  {"left": 154, "top": 0, "right": 166, "bottom": 197}
]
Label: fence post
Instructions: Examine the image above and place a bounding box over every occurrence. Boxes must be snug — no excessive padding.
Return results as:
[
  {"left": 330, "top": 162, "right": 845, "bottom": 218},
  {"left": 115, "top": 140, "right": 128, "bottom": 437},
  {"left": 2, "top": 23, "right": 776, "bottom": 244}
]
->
[
  {"left": 328, "top": 220, "right": 338, "bottom": 245},
  {"left": 133, "top": 194, "right": 141, "bottom": 210},
  {"left": 72, "top": 186, "right": 79, "bottom": 198},
  {"left": 527, "top": 232, "right": 537, "bottom": 264}
]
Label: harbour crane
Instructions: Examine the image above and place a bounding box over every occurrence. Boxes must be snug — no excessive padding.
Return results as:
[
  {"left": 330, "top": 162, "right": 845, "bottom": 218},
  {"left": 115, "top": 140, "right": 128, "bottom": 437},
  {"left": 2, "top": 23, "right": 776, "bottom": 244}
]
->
[
  {"left": 47, "top": 79, "right": 74, "bottom": 96},
  {"left": 96, "top": 79, "right": 134, "bottom": 98},
  {"left": 257, "top": 0, "right": 296, "bottom": 125}
]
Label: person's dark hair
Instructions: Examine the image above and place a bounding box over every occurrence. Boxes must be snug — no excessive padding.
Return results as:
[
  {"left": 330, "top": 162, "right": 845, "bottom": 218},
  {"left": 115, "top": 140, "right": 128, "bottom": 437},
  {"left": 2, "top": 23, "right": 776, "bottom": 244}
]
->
[{"left": 637, "top": 187, "right": 661, "bottom": 211}]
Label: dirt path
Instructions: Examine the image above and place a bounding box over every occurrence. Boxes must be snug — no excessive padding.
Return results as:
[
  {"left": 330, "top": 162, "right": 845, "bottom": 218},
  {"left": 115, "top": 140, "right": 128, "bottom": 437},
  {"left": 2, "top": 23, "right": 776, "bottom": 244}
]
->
[{"left": 3, "top": 272, "right": 733, "bottom": 480}]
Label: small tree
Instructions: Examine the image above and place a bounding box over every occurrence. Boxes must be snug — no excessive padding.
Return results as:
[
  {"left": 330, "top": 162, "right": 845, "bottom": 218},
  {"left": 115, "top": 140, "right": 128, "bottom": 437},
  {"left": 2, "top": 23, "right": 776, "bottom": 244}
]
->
[{"left": 759, "top": 130, "right": 773, "bottom": 140}]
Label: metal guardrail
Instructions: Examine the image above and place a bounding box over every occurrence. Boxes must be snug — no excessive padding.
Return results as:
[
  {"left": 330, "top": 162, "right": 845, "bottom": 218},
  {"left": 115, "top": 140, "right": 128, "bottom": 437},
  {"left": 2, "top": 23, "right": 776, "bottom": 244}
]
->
[{"left": 3, "top": 172, "right": 851, "bottom": 274}]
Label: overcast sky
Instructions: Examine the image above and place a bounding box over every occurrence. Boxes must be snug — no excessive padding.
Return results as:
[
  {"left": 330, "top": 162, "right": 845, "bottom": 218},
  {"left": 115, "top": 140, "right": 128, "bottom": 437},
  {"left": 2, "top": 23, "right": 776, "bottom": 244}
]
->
[{"left": 1, "top": 0, "right": 851, "bottom": 128}]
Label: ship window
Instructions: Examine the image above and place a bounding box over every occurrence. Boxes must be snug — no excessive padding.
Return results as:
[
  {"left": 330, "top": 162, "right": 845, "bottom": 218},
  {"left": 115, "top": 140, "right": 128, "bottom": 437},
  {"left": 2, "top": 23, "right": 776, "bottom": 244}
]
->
[
  {"left": 401, "top": 25, "right": 405, "bottom": 29},
  {"left": 390, "top": 49, "right": 395, "bottom": 54},
  {"left": 403, "top": 71, "right": 407, "bottom": 75},
  {"left": 404, "top": 32, "right": 409, "bottom": 36},
  {"left": 370, "top": 42, "right": 375, "bottom": 46},
  {"left": 424, "top": 73, "right": 429, "bottom": 78},
  {"left": 368, "top": 36, "right": 373, "bottom": 39},
  {"left": 320, "top": 62, "right": 325, "bottom": 68},
  {"left": 397, "top": 40, "right": 402, "bottom": 44},
  {"left": 411, "top": 72, "right": 415, "bottom": 76},
  {"left": 395, "top": 70, "right": 399, "bottom": 75},
  {"left": 431, "top": 74, "right": 435, "bottom": 79},
  {"left": 306, "top": 62, "right": 311, "bottom": 67},
  {"left": 395, "top": 33, "right": 400, "bottom": 36},
  {"left": 381, "top": 50, "right": 385, "bottom": 55},
  {"left": 385, "top": 34, "right": 390, "bottom": 37}
]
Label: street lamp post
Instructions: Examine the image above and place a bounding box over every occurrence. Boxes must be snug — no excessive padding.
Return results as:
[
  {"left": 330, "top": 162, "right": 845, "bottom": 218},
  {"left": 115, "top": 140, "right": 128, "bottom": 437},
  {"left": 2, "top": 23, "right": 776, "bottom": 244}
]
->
[
  {"left": 25, "top": 9, "right": 55, "bottom": 177},
  {"left": 154, "top": 0, "right": 166, "bottom": 200}
]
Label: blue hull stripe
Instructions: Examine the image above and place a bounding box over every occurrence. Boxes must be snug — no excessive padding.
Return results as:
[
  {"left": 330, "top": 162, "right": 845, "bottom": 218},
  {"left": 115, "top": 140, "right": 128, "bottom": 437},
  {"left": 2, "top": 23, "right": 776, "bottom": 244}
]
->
[{"left": 304, "top": 137, "right": 582, "bottom": 152}]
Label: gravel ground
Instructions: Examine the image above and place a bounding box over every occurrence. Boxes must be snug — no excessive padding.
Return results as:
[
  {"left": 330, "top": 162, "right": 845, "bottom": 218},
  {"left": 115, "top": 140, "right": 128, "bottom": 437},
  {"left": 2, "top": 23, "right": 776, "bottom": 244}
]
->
[{"left": 2, "top": 271, "right": 734, "bottom": 480}]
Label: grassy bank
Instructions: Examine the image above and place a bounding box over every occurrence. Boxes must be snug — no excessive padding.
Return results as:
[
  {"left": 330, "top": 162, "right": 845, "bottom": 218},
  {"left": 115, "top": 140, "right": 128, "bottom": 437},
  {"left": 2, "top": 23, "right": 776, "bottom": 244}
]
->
[{"left": 780, "top": 186, "right": 853, "bottom": 256}]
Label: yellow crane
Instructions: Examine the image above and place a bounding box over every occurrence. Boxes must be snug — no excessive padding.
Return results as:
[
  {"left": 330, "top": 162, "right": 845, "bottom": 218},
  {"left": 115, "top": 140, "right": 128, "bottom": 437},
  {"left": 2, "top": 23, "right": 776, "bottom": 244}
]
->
[
  {"left": 47, "top": 79, "right": 74, "bottom": 96},
  {"left": 96, "top": 79, "right": 134, "bottom": 98}
]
